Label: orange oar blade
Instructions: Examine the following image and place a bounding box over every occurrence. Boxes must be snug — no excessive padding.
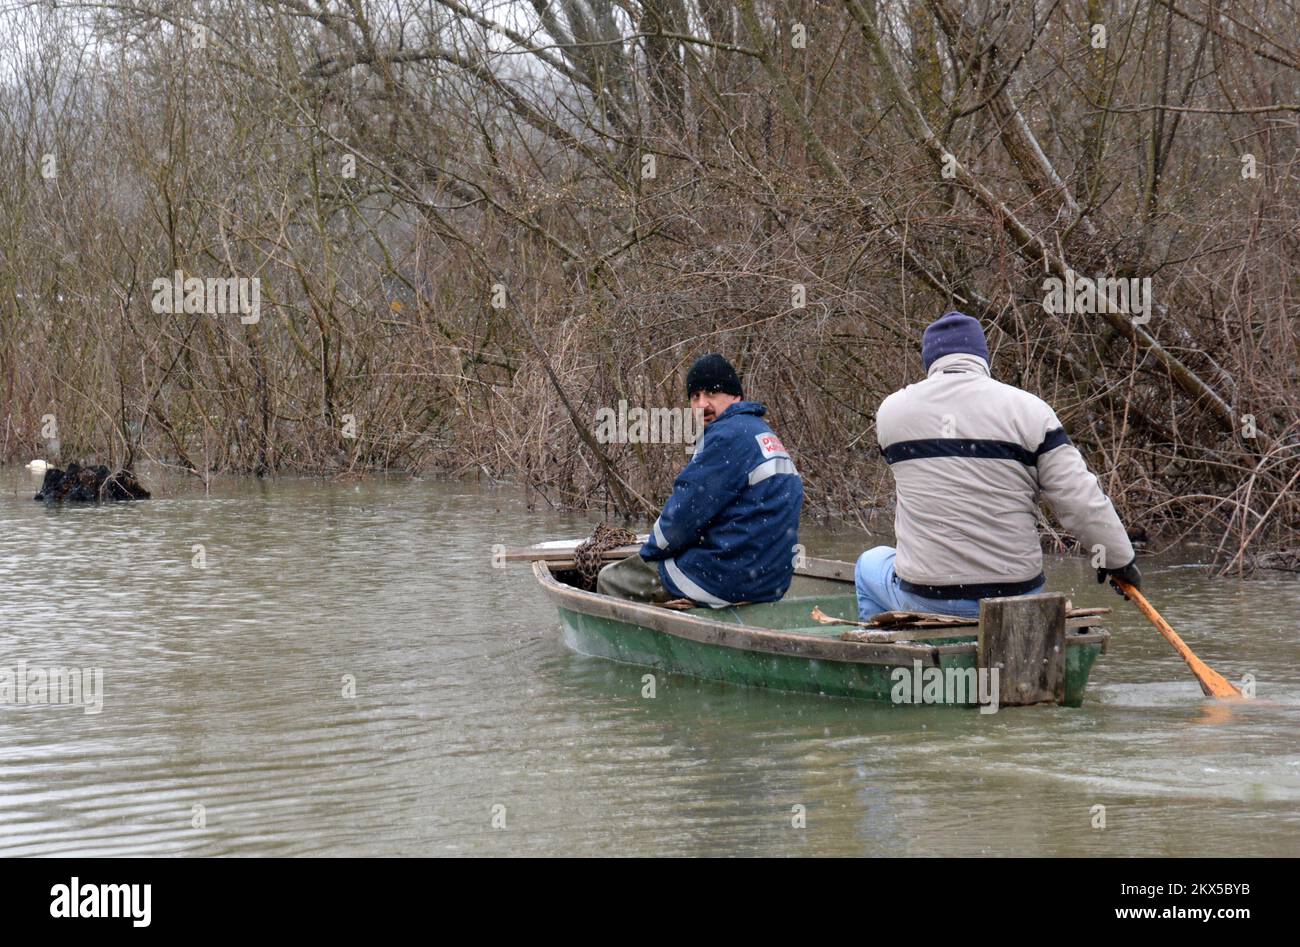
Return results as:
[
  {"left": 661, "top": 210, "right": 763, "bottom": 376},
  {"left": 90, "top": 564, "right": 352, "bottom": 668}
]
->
[{"left": 1116, "top": 581, "right": 1244, "bottom": 700}]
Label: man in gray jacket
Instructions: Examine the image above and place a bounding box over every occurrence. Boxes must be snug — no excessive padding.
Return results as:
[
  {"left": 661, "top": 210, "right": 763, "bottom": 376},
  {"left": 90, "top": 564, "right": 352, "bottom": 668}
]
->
[{"left": 856, "top": 311, "right": 1141, "bottom": 619}]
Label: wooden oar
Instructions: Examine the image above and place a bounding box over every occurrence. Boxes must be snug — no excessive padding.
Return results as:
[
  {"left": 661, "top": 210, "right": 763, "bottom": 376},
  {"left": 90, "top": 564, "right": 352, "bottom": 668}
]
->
[{"left": 1113, "top": 580, "right": 1243, "bottom": 699}]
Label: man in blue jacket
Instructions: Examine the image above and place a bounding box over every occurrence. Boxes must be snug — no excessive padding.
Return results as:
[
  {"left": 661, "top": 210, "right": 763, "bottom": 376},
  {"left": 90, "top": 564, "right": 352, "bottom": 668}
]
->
[{"left": 596, "top": 354, "right": 804, "bottom": 607}]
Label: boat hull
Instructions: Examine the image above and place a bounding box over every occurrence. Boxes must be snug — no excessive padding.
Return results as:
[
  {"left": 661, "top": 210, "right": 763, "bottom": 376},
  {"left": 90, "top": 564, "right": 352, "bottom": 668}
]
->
[
  {"left": 555, "top": 604, "right": 1101, "bottom": 706},
  {"left": 536, "top": 561, "right": 1106, "bottom": 707}
]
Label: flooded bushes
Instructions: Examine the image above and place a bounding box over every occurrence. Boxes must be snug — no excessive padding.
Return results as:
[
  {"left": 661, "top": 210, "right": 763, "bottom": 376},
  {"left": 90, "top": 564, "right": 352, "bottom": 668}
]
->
[{"left": 0, "top": 1, "right": 1295, "bottom": 566}]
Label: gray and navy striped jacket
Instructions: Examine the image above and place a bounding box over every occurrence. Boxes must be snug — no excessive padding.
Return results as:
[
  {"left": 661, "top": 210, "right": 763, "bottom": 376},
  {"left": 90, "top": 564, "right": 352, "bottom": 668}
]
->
[{"left": 876, "top": 353, "right": 1133, "bottom": 598}]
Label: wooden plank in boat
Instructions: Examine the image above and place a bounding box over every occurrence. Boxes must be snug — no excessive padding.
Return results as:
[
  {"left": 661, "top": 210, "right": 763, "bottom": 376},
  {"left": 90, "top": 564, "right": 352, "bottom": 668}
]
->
[{"left": 504, "top": 539, "right": 646, "bottom": 562}]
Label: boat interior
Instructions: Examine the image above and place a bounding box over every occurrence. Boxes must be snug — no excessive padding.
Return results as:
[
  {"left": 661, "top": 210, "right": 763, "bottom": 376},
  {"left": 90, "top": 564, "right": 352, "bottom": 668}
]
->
[
  {"left": 543, "top": 562, "right": 1108, "bottom": 645},
  {"left": 546, "top": 565, "right": 960, "bottom": 640}
]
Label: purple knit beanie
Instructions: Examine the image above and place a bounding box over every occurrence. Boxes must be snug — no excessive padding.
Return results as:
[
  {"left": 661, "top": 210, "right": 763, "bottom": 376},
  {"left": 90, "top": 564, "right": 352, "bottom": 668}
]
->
[{"left": 921, "top": 312, "right": 990, "bottom": 370}]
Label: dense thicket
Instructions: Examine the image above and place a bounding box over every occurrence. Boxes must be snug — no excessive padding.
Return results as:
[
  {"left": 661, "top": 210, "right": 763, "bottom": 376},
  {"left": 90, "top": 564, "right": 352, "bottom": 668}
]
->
[{"left": 1, "top": 0, "right": 1295, "bottom": 570}]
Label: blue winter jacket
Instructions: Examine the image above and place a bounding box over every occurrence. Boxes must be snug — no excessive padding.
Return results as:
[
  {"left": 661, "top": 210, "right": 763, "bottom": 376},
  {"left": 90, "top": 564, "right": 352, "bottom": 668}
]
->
[{"left": 640, "top": 401, "right": 803, "bottom": 606}]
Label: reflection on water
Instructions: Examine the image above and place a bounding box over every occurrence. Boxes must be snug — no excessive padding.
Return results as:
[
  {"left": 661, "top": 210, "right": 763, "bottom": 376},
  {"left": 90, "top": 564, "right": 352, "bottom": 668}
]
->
[{"left": 0, "top": 467, "right": 1296, "bottom": 856}]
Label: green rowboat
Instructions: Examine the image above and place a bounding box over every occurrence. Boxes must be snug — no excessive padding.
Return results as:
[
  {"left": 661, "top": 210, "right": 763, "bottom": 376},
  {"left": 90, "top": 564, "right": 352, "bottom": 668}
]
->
[{"left": 533, "top": 556, "right": 1109, "bottom": 708}]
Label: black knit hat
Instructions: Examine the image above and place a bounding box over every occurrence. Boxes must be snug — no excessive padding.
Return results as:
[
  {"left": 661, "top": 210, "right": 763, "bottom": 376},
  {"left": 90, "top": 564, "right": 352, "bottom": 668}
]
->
[{"left": 685, "top": 354, "right": 744, "bottom": 398}]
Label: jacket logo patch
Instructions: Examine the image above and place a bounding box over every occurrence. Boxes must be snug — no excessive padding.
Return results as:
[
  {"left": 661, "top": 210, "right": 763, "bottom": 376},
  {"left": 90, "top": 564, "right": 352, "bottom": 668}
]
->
[{"left": 756, "top": 433, "right": 789, "bottom": 458}]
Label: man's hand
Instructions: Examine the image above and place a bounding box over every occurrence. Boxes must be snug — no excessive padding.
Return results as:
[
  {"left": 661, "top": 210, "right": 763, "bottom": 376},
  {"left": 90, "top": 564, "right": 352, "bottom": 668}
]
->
[{"left": 1097, "top": 558, "right": 1142, "bottom": 599}]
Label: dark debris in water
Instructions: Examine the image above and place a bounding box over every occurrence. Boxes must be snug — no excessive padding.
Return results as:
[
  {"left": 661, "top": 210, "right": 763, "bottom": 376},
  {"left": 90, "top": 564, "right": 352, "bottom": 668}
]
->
[
  {"left": 1254, "top": 549, "right": 1299, "bottom": 573},
  {"left": 34, "top": 462, "right": 151, "bottom": 502}
]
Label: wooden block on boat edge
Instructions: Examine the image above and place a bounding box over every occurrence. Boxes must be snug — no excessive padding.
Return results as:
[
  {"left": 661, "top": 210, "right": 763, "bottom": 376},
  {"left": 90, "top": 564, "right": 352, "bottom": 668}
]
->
[{"left": 978, "top": 593, "right": 1067, "bottom": 706}]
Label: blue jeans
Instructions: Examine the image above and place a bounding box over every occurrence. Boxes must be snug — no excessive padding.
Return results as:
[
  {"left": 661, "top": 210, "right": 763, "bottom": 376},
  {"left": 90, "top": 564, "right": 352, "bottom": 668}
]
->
[{"left": 854, "top": 546, "right": 1043, "bottom": 621}]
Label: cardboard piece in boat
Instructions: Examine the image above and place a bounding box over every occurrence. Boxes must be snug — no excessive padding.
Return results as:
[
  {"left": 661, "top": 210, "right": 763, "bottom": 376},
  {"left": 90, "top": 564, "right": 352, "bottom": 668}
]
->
[
  {"left": 841, "top": 627, "right": 977, "bottom": 643},
  {"left": 652, "top": 598, "right": 752, "bottom": 610},
  {"left": 811, "top": 605, "right": 977, "bottom": 631},
  {"left": 814, "top": 603, "right": 1111, "bottom": 644},
  {"left": 657, "top": 598, "right": 697, "bottom": 611},
  {"left": 868, "top": 610, "right": 977, "bottom": 627},
  {"left": 836, "top": 611, "right": 978, "bottom": 643},
  {"left": 841, "top": 618, "right": 1107, "bottom": 643},
  {"left": 817, "top": 605, "right": 1109, "bottom": 630}
]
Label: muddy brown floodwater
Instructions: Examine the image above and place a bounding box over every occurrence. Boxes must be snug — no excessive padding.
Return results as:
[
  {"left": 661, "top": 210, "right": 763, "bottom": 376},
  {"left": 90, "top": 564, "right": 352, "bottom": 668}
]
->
[{"left": 0, "top": 469, "right": 1296, "bottom": 856}]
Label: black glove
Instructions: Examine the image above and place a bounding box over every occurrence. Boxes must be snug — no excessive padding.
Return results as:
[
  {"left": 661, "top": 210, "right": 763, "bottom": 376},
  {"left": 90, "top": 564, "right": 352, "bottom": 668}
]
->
[{"left": 1097, "top": 558, "right": 1141, "bottom": 599}]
